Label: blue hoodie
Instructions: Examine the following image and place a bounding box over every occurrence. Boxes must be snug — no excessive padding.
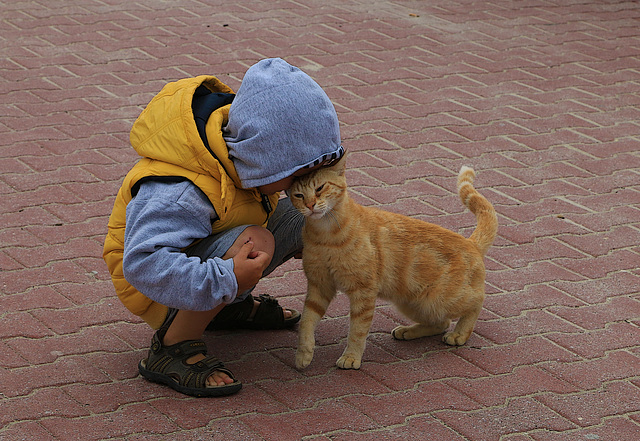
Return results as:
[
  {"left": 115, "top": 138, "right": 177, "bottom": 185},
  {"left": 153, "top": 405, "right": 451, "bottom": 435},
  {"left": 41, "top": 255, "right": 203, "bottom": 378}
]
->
[{"left": 122, "top": 59, "right": 343, "bottom": 311}]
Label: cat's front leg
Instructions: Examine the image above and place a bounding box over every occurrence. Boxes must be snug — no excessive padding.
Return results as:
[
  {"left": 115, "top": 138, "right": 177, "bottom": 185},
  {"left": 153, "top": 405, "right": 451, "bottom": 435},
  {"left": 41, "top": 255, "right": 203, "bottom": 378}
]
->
[
  {"left": 336, "top": 293, "right": 376, "bottom": 370},
  {"left": 296, "top": 282, "right": 335, "bottom": 369}
]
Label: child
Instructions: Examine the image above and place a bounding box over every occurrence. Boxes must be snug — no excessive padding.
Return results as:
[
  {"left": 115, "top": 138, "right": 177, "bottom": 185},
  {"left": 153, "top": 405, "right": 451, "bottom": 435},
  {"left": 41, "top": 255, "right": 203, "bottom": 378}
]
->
[{"left": 103, "top": 58, "right": 344, "bottom": 397}]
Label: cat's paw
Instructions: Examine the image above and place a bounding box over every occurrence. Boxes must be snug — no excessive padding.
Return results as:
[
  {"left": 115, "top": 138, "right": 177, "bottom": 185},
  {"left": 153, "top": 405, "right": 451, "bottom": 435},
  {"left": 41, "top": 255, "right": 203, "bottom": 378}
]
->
[
  {"left": 336, "top": 354, "right": 361, "bottom": 370},
  {"left": 443, "top": 331, "right": 468, "bottom": 346},
  {"left": 392, "top": 326, "right": 411, "bottom": 340},
  {"left": 295, "top": 348, "right": 314, "bottom": 369},
  {"left": 393, "top": 322, "right": 450, "bottom": 340}
]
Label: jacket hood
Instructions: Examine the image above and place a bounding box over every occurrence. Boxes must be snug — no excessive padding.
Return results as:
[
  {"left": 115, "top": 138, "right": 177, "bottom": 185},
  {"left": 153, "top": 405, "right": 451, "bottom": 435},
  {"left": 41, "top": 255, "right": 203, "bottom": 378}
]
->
[
  {"left": 223, "top": 58, "right": 343, "bottom": 189},
  {"left": 129, "top": 75, "right": 240, "bottom": 185}
]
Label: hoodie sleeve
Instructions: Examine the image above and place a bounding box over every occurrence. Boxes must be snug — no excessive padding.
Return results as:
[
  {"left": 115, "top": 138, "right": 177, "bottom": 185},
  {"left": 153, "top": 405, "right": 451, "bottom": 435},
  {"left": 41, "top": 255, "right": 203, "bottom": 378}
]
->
[{"left": 122, "top": 180, "right": 238, "bottom": 311}]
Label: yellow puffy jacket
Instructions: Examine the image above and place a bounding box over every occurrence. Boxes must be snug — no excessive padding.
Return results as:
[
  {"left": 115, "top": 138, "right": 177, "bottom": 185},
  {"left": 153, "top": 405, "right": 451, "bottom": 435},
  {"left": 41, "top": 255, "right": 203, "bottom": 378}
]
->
[{"left": 103, "top": 76, "right": 279, "bottom": 329}]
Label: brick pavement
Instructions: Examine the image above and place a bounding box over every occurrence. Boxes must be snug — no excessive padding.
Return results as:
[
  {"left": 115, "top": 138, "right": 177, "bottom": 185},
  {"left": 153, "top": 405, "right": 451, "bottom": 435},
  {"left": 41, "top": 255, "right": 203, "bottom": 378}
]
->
[{"left": 1, "top": 0, "right": 639, "bottom": 439}]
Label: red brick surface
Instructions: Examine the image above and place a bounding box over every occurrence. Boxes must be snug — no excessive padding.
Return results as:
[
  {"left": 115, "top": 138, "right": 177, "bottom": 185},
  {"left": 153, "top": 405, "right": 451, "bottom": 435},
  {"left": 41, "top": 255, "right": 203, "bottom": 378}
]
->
[{"left": 1, "top": 0, "right": 639, "bottom": 440}]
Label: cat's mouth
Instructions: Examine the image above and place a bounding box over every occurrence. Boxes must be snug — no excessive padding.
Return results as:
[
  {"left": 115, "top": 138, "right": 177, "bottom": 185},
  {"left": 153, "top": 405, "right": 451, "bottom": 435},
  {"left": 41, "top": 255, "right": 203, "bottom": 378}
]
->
[{"left": 307, "top": 209, "right": 325, "bottom": 219}]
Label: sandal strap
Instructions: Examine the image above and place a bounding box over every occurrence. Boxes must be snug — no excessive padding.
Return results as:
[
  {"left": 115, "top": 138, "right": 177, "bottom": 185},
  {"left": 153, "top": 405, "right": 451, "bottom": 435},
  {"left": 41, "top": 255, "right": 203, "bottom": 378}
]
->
[
  {"left": 247, "top": 294, "right": 285, "bottom": 329},
  {"left": 207, "top": 294, "right": 300, "bottom": 331},
  {"left": 145, "top": 333, "right": 235, "bottom": 389}
]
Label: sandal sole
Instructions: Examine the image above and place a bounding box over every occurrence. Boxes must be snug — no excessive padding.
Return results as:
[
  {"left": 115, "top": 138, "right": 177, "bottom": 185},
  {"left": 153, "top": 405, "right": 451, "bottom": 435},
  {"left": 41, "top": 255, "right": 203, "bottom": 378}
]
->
[{"left": 139, "top": 359, "right": 242, "bottom": 397}]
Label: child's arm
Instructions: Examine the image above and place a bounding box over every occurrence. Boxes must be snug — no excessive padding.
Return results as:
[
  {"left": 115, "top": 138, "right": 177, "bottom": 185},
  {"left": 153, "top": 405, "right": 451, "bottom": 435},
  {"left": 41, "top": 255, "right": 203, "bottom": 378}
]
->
[{"left": 122, "top": 180, "right": 238, "bottom": 311}]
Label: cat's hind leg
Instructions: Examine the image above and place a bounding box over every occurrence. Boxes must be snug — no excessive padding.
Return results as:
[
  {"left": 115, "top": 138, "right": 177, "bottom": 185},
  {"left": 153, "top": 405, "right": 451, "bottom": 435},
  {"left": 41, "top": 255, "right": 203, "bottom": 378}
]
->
[
  {"left": 391, "top": 301, "right": 450, "bottom": 341},
  {"left": 442, "top": 305, "right": 481, "bottom": 346}
]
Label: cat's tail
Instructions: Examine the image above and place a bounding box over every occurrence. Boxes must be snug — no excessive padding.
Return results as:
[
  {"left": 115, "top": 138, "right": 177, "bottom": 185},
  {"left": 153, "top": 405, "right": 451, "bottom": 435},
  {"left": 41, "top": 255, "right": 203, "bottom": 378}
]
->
[{"left": 457, "top": 166, "right": 498, "bottom": 256}]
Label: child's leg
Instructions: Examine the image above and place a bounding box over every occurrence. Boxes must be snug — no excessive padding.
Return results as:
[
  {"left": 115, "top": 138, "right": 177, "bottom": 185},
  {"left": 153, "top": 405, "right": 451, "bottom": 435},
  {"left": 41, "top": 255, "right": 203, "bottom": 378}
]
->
[
  {"left": 183, "top": 196, "right": 304, "bottom": 299},
  {"left": 162, "top": 306, "right": 230, "bottom": 386},
  {"left": 163, "top": 225, "right": 276, "bottom": 386},
  {"left": 262, "top": 197, "right": 305, "bottom": 275}
]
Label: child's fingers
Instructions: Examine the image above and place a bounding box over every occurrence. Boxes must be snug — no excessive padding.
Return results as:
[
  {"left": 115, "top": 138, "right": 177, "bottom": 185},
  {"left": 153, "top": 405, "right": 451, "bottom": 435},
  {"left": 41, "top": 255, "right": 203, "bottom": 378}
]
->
[{"left": 236, "top": 240, "right": 254, "bottom": 258}]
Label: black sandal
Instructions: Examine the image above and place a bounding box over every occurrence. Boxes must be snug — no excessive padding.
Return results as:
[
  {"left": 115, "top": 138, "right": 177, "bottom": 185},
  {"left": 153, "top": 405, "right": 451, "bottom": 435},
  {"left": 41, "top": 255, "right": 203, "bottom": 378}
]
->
[
  {"left": 138, "top": 330, "right": 242, "bottom": 397},
  {"left": 207, "top": 294, "right": 301, "bottom": 331}
]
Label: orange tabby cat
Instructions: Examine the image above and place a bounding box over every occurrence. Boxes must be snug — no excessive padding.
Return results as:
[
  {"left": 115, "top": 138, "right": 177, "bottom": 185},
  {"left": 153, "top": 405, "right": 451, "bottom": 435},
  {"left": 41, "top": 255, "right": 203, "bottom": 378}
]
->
[{"left": 290, "top": 156, "right": 497, "bottom": 370}]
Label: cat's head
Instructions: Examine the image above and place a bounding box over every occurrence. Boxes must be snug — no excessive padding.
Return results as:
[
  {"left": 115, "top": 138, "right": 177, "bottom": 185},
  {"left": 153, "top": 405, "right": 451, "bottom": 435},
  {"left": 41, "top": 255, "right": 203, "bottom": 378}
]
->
[{"left": 289, "top": 156, "right": 347, "bottom": 219}]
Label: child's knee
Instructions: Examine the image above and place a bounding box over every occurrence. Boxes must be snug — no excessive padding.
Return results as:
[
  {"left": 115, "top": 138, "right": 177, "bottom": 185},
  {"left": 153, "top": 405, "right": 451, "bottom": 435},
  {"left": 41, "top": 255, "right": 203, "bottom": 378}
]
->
[
  {"left": 224, "top": 226, "right": 274, "bottom": 259},
  {"left": 243, "top": 225, "right": 275, "bottom": 253}
]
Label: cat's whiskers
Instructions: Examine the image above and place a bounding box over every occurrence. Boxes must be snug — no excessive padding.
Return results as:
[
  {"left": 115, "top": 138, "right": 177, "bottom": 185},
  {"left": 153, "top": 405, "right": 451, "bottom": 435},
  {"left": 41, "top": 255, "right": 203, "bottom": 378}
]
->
[
  {"left": 276, "top": 206, "right": 307, "bottom": 240},
  {"left": 326, "top": 209, "right": 341, "bottom": 230}
]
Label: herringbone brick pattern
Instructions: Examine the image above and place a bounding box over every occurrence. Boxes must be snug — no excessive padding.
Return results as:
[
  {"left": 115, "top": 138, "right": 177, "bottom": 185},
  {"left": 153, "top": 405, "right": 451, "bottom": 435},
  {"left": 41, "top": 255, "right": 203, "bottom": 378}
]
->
[{"left": 1, "top": 0, "right": 639, "bottom": 440}]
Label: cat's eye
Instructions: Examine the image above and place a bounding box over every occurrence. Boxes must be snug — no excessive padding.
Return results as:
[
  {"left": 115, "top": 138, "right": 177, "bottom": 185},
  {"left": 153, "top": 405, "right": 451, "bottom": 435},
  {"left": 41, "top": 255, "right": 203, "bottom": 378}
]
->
[
  {"left": 293, "top": 193, "right": 303, "bottom": 199},
  {"left": 315, "top": 184, "right": 325, "bottom": 193}
]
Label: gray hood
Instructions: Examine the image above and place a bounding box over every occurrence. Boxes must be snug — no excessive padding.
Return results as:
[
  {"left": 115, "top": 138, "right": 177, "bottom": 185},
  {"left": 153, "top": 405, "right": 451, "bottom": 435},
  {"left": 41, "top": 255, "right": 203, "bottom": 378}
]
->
[{"left": 223, "top": 58, "right": 343, "bottom": 189}]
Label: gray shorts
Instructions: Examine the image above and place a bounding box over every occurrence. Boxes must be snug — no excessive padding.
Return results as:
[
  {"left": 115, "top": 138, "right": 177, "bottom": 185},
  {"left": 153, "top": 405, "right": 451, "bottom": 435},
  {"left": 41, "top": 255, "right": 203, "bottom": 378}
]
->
[{"left": 183, "top": 197, "right": 304, "bottom": 303}]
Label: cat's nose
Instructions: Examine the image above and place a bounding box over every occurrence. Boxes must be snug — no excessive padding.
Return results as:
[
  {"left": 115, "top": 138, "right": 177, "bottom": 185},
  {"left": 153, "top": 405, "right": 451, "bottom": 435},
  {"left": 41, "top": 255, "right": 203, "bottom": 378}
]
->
[{"left": 306, "top": 202, "right": 315, "bottom": 210}]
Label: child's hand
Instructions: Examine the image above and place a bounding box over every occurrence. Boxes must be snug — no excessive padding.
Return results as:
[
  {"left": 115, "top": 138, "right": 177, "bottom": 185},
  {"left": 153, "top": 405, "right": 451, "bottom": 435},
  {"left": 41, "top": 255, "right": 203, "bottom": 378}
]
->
[{"left": 232, "top": 241, "right": 270, "bottom": 294}]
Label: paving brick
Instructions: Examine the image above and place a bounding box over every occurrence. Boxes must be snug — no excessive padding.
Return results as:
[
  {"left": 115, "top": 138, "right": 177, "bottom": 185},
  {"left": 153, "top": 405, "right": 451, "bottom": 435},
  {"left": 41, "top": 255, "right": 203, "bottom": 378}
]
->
[
  {"left": 0, "top": 285, "right": 73, "bottom": 312},
  {"left": 240, "top": 400, "right": 379, "bottom": 441},
  {"left": 483, "top": 284, "right": 585, "bottom": 318},
  {"left": 5, "top": 326, "right": 131, "bottom": 364},
  {"left": 2, "top": 260, "right": 90, "bottom": 295},
  {"left": 84, "top": 351, "right": 144, "bottom": 381},
  {"left": 364, "top": 352, "right": 488, "bottom": 392},
  {"left": 0, "top": 355, "right": 110, "bottom": 398},
  {"left": 530, "top": 417, "right": 640, "bottom": 441},
  {"left": 256, "top": 368, "right": 390, "bottom": 411},
  {"left": 556, "top": 249, "right": 639, "bottom": 279},
  {"left": 57, "top": 278, "right": 118, "bottom": 306},
  {"left": 490, "top": 237, "right": 587, "bottom": 269},
  {"left": 5, "top": 237, "right": 104, "bottom": 268},
  {"left": 30, "top": 300, "right": 134, "bottom": 334},
  {"left": 477, "top": 309, "right": 584, "bottom": 345},
  {"left": 557, "top": 225, "right": 640, "bottom": 257},
  {"left": 225, "top": 350, "right": 305, "bottom": 385},
  {"left": 63, "top": 379, "right": 168, "bottom": 414},
  {"left": 329, "top": 415, "right": 469, "bottom": 441},
  {"left": 535, "top": 381, "right": 640, "bottom": 427},
  {"left": 549, "top": 296, "right": 640, "bottom": 331},
  {"left": 0, "top": 421, "right": 56, "bottom": 441},
  {"left": 445, "top": 365, "right": 579, "bottom": 407},
  {"left": 126, "top": 423, "right": 266, "bottom": 441},
  {"left": 0, "top": 311, "right": 53, "bottom": 340},
  {"left": 0, "top": 388, "right": 90, "bottom": 427},
  {"left": 342, "top": 381, "right": 481, "bottom": 427},
  {"left": 550, "top": 270, "right": 640, "bottom": 303},
  {"left": 434, "top": 397, "right": 577, "bottom": 440},
  {"left": 40, "top": 402, "right": 179, "bottom": 441},
  {"left": 454, "top": 335, "right": 581, "bottom": 375},
  {"left": 540, "top": 350, "right": 640, "bottom": 390},
  {"left": 547, "top": 322, "right": 640, "bottom": 359},
  {"left": 150, "top": 384, "right": 289, "bottom": 430}
]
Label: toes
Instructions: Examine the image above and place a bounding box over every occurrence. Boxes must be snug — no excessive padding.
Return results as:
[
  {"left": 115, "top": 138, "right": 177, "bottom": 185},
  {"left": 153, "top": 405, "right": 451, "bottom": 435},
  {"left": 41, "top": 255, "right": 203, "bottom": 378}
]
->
[
  {"left": 443, "top": 331, "right": 468, "bottom": 346},
  {"left": 208, "top": 371, "right": 234, "bottom": 387},
  {"left": 336, "top": 355, "right": 361, "bottom": 369},
  {"left": 295, "top": 348, "right": 314, "bottom": 369},
  {"left": 392, "top": 326, "right": 406, "bottom": 340}
]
